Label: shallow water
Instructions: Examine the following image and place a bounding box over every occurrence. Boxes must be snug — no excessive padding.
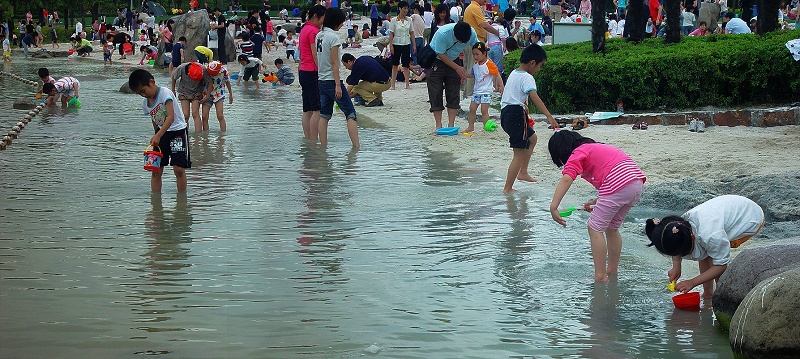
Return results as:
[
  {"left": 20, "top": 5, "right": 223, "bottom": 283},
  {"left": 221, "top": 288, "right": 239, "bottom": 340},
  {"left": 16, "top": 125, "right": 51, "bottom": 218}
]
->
[{"left": 0, "top": 59, "right": 731, "bottom": 358}]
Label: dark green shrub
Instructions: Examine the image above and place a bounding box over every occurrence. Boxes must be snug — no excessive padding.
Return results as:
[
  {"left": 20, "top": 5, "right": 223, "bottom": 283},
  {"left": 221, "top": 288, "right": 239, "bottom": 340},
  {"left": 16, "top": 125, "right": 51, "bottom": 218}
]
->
[{"left": 503, "top": 31, "right": 800, "bottom": 114}]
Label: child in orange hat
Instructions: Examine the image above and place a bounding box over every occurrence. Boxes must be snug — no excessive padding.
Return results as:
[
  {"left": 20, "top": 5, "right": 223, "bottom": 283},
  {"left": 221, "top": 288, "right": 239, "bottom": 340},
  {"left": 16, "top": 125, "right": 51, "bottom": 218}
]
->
[
  {"left": 201, "top": 61, "right": 233, "bottom": 131},
  {"left": 171, "top": 62, "right": 211, "bottom": 131}
]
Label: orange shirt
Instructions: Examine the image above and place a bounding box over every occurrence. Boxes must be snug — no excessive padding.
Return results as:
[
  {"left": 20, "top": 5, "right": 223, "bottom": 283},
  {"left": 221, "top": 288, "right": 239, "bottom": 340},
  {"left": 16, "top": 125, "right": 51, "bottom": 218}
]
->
[{"left": 463, "top": 3, "right": 488, "bottom": 42}]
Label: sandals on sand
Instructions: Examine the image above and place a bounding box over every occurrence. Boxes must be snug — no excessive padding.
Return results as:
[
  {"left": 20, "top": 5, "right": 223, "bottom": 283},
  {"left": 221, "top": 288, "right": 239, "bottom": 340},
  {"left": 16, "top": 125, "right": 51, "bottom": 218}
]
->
[{"left": 632, "top": 121, "right": 648, "bottom": 130}]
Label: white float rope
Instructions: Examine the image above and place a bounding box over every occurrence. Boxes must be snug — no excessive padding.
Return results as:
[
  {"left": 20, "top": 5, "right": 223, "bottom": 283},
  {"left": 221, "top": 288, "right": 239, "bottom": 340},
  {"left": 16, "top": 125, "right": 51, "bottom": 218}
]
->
[{"left": 0, "top": 70, "right": 45, "bottom": 150}]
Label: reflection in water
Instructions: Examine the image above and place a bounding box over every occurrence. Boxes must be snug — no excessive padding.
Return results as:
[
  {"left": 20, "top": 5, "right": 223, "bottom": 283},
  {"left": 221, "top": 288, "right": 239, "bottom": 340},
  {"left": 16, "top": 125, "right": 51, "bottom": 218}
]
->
[
  {"left": 190, "top": 133, "right": 229, "bottom": 167},
  {"left": 580, "top": 280, "right": 624, "bottom": 358},
  {"left": 129, "top": 193, "right": 194, "bottom": 333},
  {"left": 422, "top": 150, "right": 465, "bottom": 186},
  {"left": 295, "top": 143, "right": 348, "bottom": 295}
]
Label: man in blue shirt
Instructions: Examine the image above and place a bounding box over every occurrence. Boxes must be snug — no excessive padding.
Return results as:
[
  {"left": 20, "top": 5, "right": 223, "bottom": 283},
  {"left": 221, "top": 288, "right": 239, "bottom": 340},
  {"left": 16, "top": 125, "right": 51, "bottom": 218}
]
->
[
  {"left": 427, "top": 22, "right": 477, "bottom": 129},
  {"left": 723, "top": 12, "right": 751, "bottom": 34},
  {"left": 527, "top": 15, "right": 546, "bottom": 44},
  {"left": 370, "top": 1, "right": 380, "bottom": 36},
  {"left": 342, "top": 53, "right": 391, "bottom": 107}
]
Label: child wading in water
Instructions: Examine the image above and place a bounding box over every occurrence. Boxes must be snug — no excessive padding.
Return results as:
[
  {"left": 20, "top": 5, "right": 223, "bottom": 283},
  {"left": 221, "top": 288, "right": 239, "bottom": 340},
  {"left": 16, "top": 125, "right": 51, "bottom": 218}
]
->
[
  {"left": 645, "top": 195, "right": 764, "bottom": 297},
  {"left": 202, "top": 61, "right": 233, "bottom": 131},
  {"left": 466, "top": 42, "right": 502, "bottom": 133},
  {"left": 548, "top": 130, "right": 647, "bottom": 281},
  {"left": 500, "top": 44, "right": 558, "bottom": 193},
  {"left": 129, "top": 69, "right": 191, "bottom": 193},
  {"left": 316, "top": 7, "right": 360, "bottom": 148}
]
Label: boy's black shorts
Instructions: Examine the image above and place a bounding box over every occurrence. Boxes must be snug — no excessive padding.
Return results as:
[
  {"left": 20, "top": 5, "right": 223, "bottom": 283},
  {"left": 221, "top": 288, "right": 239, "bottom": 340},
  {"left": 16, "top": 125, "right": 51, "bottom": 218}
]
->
[
  {"left": 501, "top": 104, "right": 535, "bottom": 149},
  {"left": 157, "top": 127, "right": 192, "bottom": 169}
]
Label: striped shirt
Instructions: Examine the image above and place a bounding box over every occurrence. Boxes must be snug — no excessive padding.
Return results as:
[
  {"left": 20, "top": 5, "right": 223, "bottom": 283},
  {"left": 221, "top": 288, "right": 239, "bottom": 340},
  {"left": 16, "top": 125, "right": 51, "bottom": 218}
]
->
[
  {"left": 562, "top": 143, "right": 646, "bottom": 196},
  {"left": 54, "top": 77, "right": 79, "bottom": 93}
]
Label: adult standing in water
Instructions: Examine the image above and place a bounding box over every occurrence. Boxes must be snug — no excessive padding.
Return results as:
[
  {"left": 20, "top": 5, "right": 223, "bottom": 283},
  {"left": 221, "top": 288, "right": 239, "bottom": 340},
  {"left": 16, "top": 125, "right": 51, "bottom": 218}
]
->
[
  {"left": 213, "top": 8, "right": 227, "bottom": 64},
  {"left": 298, "top": 5, "right": 327, "bottom": 142}
]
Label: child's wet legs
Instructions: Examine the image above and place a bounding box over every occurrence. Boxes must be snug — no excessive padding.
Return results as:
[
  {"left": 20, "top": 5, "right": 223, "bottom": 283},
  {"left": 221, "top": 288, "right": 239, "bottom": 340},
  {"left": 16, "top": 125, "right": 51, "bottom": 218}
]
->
[
  {"left": 318, "top": 117, "right": 329, "bottom": 146},
  {"left": 517, "top": 136, "right": 537, "bottom": 182},
  {"left": 214, "top": 101, "right": 226, "bottom": 131},
  {"left": 588, "top": 227, "right": 609, "bottom": 281},
  {"left": 504, "top": 148, "right": 526, "bottom": 193},
  {"left": 699, "top": 257, "right": 714, "bottom": 298},
  {"left": 191, "top": 100, "right": 203, "bottom": 131},
  {"left": 173, "top": 166, "right": 187, "bottom": 193},
  {"left": 605, "top": 228, "right": 622, "bottom": 276},
  {"left": 347, "top": 118, "right": 360, "bottom": 149},
  {"left": 151, "top": 167, "right": 164, "bottom": 192}
]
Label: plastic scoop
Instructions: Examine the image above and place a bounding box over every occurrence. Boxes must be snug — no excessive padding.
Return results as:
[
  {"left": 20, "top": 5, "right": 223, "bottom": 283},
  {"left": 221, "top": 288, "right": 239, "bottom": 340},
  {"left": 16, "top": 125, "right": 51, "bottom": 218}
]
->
[
  {"left": 559, "top": 207, "right": 579, "bottom": 217},
  {"left": 667, "top": 281, "right": 676, "bottom": 292}
]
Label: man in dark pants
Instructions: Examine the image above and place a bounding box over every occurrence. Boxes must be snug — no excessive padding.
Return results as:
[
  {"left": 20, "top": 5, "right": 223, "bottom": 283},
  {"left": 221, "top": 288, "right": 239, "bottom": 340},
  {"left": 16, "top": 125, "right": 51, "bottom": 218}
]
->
[
  {"left": 213, "top": 8, "right": 227, "bottom": 64},
  {"left": 370, "top": 1, "right": 380, "bottom": 36}
]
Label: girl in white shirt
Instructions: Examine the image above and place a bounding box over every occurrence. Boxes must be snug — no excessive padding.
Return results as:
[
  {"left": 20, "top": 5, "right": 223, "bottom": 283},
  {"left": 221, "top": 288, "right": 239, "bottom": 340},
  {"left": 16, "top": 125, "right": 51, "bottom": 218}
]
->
[
  {"left": 646, "top": 195, "right": 765, "bottom": 298},
  {"left": 388, "top": 1, "right": 416, "bottom": 90}
]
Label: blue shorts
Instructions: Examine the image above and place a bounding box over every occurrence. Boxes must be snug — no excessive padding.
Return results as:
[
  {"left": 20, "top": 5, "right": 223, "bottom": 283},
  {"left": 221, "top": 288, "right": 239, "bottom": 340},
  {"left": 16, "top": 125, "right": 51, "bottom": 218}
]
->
[{"left": 471, "top": 93, "right": 491, "bottom": 104}]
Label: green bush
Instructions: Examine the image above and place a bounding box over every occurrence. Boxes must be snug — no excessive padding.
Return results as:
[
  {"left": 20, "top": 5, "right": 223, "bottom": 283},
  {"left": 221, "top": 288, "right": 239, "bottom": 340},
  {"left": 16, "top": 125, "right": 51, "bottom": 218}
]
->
[{"left": 503, "top": 31, "right": 800, "bottom": 114}]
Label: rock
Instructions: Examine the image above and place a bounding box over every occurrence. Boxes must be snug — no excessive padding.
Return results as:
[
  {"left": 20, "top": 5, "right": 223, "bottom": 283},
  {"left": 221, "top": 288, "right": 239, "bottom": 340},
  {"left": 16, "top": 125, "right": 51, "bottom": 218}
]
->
[
  {"left": 699, "top": 3, "right": 721, "bottom": 32},
  {"left": 170, "top": 9, "right": 221, "bottom": 63},
  {"left": 13, "top": 98, "right": 37, "bottom": 110},
  {"left": 31, "top": 50, "right": 53, "bottom": 59},
  {"left": 729, "top": 267, "right": 800, "bottom": 358},
  {"left": 713, "top": 243, "right": 800, "bottom": 330},
  {"left": 119, "top": 82, "right": 135, "bottom": 94}
]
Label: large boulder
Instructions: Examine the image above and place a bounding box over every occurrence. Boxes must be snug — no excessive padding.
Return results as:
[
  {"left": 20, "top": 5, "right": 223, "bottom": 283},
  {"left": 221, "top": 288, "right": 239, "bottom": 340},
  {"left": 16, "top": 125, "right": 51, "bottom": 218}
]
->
[
  {"left": 13, "top": 98, "right": 37, "bottom": 110},
  {"left": 171, "top": 9, "right": 214, "bottom": 63},
  {"left": 31, "top": 50, "right": 53, "bottom": 59},
  {"left": 119, "top": 82, "right": 135, "bottom": 94},
  {"left": 698, "top": 2, "right": 721, "bottom": 32},
  {"left": 713, "top": 243, "right": 800, "bottom": 329},
  {"left": 729, "top": 267, "right": 800, "bottom": 358}
]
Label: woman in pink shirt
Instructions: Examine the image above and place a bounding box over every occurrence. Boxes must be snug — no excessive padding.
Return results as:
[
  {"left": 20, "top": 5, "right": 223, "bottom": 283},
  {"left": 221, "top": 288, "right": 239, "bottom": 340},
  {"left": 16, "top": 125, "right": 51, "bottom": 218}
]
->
[
  {"left": 298, "top": 5, "right": 326, "bottom": 142},
  {"left": 548, "top": 130, "right": 647, "bottom": 282}
]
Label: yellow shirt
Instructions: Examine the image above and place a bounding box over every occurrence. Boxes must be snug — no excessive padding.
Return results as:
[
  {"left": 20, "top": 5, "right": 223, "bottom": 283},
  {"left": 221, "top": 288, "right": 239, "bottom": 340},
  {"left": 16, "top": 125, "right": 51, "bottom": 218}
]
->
[
  {"left": 194, "top": 45, "right": 213, "bottom": 62},
  {"left": 463, "top": 3, "right": 488, "bottom": 42}
]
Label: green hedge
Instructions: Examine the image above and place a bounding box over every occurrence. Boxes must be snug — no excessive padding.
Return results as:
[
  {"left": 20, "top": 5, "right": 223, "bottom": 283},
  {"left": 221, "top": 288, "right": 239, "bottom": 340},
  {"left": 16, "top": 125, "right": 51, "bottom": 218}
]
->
[{"left": 503, "top": 30, "right": 800, "bottom": 114}]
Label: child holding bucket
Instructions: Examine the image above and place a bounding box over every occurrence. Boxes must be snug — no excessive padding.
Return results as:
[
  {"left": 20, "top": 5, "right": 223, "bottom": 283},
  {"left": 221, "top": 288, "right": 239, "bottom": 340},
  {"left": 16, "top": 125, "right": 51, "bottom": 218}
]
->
[
  {"left": 548, "top": 130, "right": 647, "bottom": 282},
  {"left": 500, "top": 44, "right": 559, "bottom": 193},
  {"left": 466, "top": 42, "right": 502, "bottom": 134},
  {"left": 645, "top": 195, "right": 765, "bottom": 297},
  {"left": 128, "top": 69, "right": 191, "bottom": 193}
]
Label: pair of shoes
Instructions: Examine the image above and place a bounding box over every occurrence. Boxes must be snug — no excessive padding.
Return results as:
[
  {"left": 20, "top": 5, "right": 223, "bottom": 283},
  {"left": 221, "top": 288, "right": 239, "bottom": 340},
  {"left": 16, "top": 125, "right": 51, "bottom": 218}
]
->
[
  {"left": 353, "top": 95, "right": 365, "bottom": 106},
  {"left": 695, "top": 120, "right": 705, "bottom": 132},
  {"left": 365, "top": 99, "right": 383, "bottom": 107},
  {"left": 688, "top": 119, "right": 697, "bottom": 132},
  {"left": 632, "top": 121, "right": 648, "bottom": 130}
]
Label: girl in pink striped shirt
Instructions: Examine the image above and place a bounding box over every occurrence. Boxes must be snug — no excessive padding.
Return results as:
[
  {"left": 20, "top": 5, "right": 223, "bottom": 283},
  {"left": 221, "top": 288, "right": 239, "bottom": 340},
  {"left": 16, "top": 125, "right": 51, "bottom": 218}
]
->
[{"left": 547, "top": 130, "right": 647, "bottom": 282}]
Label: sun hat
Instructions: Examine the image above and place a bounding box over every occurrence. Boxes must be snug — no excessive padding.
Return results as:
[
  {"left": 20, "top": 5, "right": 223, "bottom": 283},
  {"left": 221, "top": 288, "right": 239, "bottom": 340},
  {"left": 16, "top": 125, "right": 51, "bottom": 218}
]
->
[
  {"left": 188, "top": 62, "right": 204, "bottom": 81},
  {"left": 207, "top": 61, "right": 222, "bottom": 76}
]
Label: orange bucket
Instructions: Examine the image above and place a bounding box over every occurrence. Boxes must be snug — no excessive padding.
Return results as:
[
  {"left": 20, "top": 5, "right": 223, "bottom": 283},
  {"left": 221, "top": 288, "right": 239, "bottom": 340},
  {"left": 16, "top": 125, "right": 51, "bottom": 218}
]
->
[
  {"left": 672, "top": 292, "right": 701, "bottom": 311},
  {"left": 143, "top": 145, "right": 163, "bottom": 172}
]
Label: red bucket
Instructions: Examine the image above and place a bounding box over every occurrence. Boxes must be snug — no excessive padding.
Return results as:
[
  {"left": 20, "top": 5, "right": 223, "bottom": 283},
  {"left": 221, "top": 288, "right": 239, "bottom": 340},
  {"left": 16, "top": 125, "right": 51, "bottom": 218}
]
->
[
  {"left": 143, "top": 145, "right": 163, "bottom": 172},
  {"left": 672, "top": 292, "right": 701, "bottom": 311}
]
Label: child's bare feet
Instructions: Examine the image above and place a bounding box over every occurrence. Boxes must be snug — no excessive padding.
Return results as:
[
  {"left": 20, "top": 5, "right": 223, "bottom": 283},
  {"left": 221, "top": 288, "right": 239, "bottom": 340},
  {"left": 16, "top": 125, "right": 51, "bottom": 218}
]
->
[
  {"left": 503, "top": 188, "right": 518, "bottom": 194},
  {"left": 464, "top": 126, "right": 474, "bottom": 133},
  {"left": 405, "top": 84, "right": 411, "bottom": 90},
  {"left": 594, "top": 273, "right": 609, "bottom": 282},
  {"left": 517, "top": 174, "right": 538, "bottom": 182},
  {"left": 390, "top": 86, "right": 395, "bottom": 90}
]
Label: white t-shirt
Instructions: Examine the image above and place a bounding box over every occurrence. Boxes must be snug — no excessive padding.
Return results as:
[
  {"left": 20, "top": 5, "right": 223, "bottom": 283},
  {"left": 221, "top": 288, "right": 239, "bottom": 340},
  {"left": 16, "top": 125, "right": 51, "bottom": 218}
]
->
[
  {"left": 471, "top": 59, "right": 499, "bottom": 95},
  {"left": 608, "top": 20, "right": 618, "bottom": 37},
  {"left": 725, "top": 17, "right": 751, "bottom": 34},
  {"left": 411, "top": 14, "right": 425, "bottom": 39},
  {"left": 2, "top": 38, "right": 9, "bottom": 51},
  {"left": 389, "top": 17, "right": 412, "bottom": 45},
  {"left": 278, "top": 28, "right": 288, "bottom": 38},
  {"left": 616, "top": 19, "right": 625, "bottom": 36},
  {"left": 501, "top": 69, "right": 537, "bottom": 108},
  {"left": 450, "top": 6, "right": 462, "bottom": 22},
  {"left": 423, "top": 11, "right": 434, "bottom": 28},
  {"left": 75, "top": 21, "right": 83, "bottom": 35},
  {"left": 54, "top": 77, "right": 80, "bottom": 96},
  {"left": 683, "top": 195, "right": 764, "bottom": 266},
  {"left": 486, "top": 23, "right": 507, "bottom": 45},
  {"left": 315, "top": 27, "right": 341, "bottom": 81},
  {"left": 143, "top": 87, "right": 187, "bottom": 131},
  {"left": 284, "top": 37, "right": 297, "bottom": 51}
]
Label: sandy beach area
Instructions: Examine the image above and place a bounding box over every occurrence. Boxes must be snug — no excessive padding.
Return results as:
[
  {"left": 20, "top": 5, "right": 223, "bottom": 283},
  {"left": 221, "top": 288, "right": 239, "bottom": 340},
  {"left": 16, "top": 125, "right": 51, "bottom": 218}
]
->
[{"left": 20, "top": 18, "right": 800, "bottom": 227}]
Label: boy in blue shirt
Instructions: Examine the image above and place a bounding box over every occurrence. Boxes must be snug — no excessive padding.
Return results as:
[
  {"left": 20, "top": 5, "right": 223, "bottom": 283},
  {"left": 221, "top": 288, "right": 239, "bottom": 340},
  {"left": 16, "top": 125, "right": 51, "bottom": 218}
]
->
[{"left": 129, "top": 69, "right": 191, "bottom": 193}]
